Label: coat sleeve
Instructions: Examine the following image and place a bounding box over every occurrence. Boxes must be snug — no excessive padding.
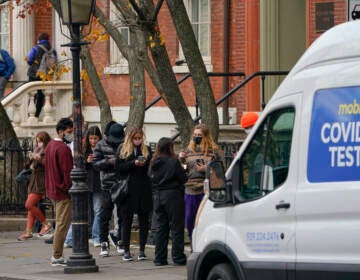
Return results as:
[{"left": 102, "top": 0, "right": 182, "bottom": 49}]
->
[
  {"left": 174, "top": 159, "right": 187, "bottom": 185},
  {"left": 59, "top": 145, "right": 73, "bottom": 191},
  {"left": 92, "top": 143, "right": 112, "bottom": 171},
  {"left": 1, "top": 50, "right": 15, "bottom": 79}
]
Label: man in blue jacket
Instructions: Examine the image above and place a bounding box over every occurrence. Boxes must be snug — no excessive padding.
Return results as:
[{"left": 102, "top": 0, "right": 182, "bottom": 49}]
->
[
  {"left": 27, "top": 33, "right": 57, "bottom": 117},
  {"left": 0, "top": 49, "right": 15, "bottom": 99}
]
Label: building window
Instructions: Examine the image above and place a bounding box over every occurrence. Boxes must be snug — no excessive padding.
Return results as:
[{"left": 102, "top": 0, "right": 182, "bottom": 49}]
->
[
  {"left": 104, "top": 3, "right": 130, "bottom": 75},
  {"left": 0, "top": 7, "right": 10, "bottom": 50},
  {"left": 173, "top": 0, "right": 212, "bottom": 73}
]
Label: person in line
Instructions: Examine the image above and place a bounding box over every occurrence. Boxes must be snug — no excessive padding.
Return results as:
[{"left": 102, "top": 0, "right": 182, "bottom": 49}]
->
[
  {"left": 45, "top": 118, "right": 73, "bottom": 266},
  {"left": 0, "top": 48, "right": 15, "bottom": 99},
  {"left": 92, "top": 122, "right": 125, "bottom": 257},
  {"left": 27, "top": 33, "right": 57, "bottom": 118},
  {"left": 179, "top": 123, "right": 223, "bottom": 241},
  {"left": 102, "top": 121, "right": 122, "bottom": 248},
  {"left": 17, "top": 131, "right": 53, "bottom": 241},
  {"left": 117, "top": 127, "right": 152, "bottom": 261},
  {"left": 84, "top": 126, "right": 102, "bottom": 247},
  {"left": 148, "top": 137, "right": 187, "bottom": 266}
]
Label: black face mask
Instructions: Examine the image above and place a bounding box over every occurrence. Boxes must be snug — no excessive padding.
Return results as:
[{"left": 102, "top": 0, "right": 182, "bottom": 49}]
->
[{"left": 193, "top": 136, "right": 202, "bottom": 145}]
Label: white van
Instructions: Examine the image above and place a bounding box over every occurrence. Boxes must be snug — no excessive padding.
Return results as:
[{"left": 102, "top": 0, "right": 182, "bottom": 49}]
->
[{"left": 188, "top": 20, "right": 360, "bottom": 280}]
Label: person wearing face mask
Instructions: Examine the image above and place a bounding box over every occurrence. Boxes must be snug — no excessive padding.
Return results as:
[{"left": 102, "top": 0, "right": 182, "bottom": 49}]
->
[
  {"left": 117, "top": 127, "right": 152, "bottom": 261},
  {"left": 92, "top": 122, "right": 125, "bottom": 257},
  {"left": 17, "top": 131, "right": 53, "bottom": 241},
  {"left": 178, "top": 124, "right": 223, "bottom": 242},
  {"left": 45, "top": 118, "right": 73, "bottom": 266}
]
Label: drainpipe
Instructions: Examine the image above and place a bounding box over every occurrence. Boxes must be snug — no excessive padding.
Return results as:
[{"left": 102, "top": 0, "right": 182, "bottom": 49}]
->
[{"left": 222, "top": 0, "right": 230, "bottom": 124}]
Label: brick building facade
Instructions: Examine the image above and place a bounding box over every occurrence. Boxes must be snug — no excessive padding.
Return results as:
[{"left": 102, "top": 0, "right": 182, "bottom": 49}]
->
[{"left": 9, "top": 0, "right": 351, "bottom": 139}]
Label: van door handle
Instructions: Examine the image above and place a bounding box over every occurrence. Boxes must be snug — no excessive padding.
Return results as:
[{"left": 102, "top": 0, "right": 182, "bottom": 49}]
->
[{"left": 276, "top": 202, "right": 290, "bottom": 210}]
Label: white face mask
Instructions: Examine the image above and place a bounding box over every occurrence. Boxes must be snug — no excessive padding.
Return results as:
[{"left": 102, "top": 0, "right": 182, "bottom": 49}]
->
[{"left": 38, "top": 142, "right": 44, "bottom": 148}]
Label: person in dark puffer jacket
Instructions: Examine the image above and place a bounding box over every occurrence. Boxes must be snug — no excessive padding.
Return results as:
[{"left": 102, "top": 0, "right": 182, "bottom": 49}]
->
[
  {"left": 92, "top": 123, "right": 125, "bottom": 257},
  {"left": 149, "top": 137, "right": 187, "bottom": 266}
]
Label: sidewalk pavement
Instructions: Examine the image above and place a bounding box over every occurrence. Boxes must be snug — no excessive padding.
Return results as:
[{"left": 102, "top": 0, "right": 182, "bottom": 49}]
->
[{"left": 0, "top": 231, "right": 188, "bottom": 280}]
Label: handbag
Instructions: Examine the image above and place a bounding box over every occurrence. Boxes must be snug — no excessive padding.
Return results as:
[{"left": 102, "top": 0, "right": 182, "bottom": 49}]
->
[
  {"left": 111, "top": 175, "right": 129, "bottom": 203},
  {"left": 16, "top": 168, "right": 32, "bottom": 184}
]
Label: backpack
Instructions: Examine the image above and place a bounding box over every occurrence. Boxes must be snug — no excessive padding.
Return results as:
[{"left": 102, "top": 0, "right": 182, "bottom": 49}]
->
[
  {"left": 27, "top": 44, "right": 57, "bottom": 80},
  {"left": 36, "top": 44, "right": 57, "bottom": 75}
]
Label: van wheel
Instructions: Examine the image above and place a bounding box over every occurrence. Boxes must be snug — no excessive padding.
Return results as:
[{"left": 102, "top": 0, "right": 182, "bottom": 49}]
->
[{"left": 207, "top": 263, "right": 237, "bottom": 280}]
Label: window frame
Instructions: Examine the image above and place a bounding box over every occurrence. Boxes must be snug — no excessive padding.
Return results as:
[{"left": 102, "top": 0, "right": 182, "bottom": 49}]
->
[
  {"left": 173, "top": 0, "right": 213, "bottom": 73},
  {"left": 0, "top": 6, "right": 10, "bottom": 50},
  {"left": 235, "top": 107, "right": 295, "bottom": 203},
  {"left": 104, "top": 3, "right": 130, "bottom": 75}
]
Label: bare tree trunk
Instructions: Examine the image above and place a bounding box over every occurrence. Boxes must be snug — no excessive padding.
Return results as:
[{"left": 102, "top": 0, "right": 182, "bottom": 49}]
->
[
  {"left": 165, "top": 0, "right": 219, "bottom": 140},
  {"left": 0, "top": 104, "right": 19, "bottom": 145},
  {"left": 126, "top": 28, "right": 146, "bottom": 129},
  {"left": 80, "top": 46, "right": 113, "bottom": 132}
]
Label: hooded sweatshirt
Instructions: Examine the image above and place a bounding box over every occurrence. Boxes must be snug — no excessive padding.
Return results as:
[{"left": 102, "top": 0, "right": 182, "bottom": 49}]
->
[{"left": 149, "top": 156, "right": 187, "bottom": 191}]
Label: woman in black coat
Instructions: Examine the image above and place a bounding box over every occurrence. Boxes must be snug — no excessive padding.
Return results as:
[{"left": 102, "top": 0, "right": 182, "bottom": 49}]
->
[
  {"left": 148, "top": 137, "right": 187, "bottom": 266},
  {"left": 117, "top": 127, "right": 152, "bottom": 261}
]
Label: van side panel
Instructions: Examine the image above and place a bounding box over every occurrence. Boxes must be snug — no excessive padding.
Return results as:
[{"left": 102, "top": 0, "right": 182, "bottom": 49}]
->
[{"left": 296, "top": 86, "right": 360, "bottom": 278}]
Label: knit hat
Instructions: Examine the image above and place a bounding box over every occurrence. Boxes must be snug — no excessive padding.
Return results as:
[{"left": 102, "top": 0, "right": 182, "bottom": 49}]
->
[
  {"left": 107, "top": 123, "right": 125, "bottom": 144},
  {"left": 240, "top": 112, "right": 259, "bottom": 129}
]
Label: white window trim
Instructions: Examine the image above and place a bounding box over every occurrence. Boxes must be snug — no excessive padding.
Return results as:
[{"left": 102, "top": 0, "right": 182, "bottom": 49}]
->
[
  {"left": 173, "top": 0, "right": 212, "bottom": 73},
  {"left": 0, "top": 6, "right": 10, "bottom": 50},
  {"left": 104, "top": 2, "right": 130, "bottom": 75}
]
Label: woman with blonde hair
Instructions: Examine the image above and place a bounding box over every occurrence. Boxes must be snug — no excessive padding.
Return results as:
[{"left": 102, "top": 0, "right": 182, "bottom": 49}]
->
[
  {"left": 17, "top": 131, "right": 53, "bottom": 241},
  {"left": 117, "top": 127, "right": 152, "bottom": 261},
  {"left": 179, "top": 123, "right": 222, "bottom": 241}
]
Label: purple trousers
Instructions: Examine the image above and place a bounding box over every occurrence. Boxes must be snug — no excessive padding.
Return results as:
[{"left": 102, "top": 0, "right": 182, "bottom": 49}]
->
[{"left": 185, "top": 193, "right": 204, "bottom": 240}]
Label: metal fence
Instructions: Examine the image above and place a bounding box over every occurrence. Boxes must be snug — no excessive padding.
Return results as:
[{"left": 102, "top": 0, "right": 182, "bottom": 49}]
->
[
  {"left": 0, "top": 137, "right": 33, "bottom": 215},
  {"left": 0, "top": 138, "right": 242, "bottom": 216}
]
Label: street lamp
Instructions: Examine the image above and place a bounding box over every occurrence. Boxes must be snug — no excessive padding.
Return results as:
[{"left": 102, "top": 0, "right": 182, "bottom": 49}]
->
[{"left": 59, "top": 0, "right": 98, "bottom": 274}]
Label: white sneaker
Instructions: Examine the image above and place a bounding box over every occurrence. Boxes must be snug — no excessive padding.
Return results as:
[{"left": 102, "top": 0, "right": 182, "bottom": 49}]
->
[
  {"left": 116, "top": 241, "right": 125, "bottom": 255},
  {"left": 51, "top": 256, "right": 66, "bottom": 266},
  {"left": 99, "top": 242, "right": 109, "bottom": 257}
]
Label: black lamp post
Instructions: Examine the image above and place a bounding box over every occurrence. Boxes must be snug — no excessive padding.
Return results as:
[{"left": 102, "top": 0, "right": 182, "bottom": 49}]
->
[{"left": 59, "top": 0, "right": 98, "bottom": 274}]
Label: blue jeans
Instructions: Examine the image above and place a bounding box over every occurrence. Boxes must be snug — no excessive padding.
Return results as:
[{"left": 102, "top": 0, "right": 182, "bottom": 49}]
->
[
  {"left": 91, "top": 192, "right": 102, "bottom": 243},
  {"left": 64, "top": 224, "right": 72, "bottom": 246},
  {"left": 64, "top": 192, "right": 102, "bottom": 246}
]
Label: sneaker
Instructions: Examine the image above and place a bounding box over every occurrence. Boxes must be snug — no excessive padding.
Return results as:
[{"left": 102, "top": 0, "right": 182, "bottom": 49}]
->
[
  {"left": 108, "top": 232, "right": 119, "bottom": 248},
  {"left": 63, "top": 242, "right": 72, "bottom": 248},
  {"left": 17, "top": 231, "right": 33, "bottom": 241},
  {"left": 122, "top": 251, "right": 133, "bottom": 261},
  {"left": 51, "top": 256, "right": 66, "bottom": 266},
  {"left": 99, "top": 242, "right": 109, "bottom": 257},
  {"left": 39, "top": 223, "right": 53, "bottom": 236},
  {"left": 116, "top": 241, "right": 125, "bottom": 255},
  {"left": 44, "top": 236, "right": 53, "bottom": 244},
  {"left": 137, "top": 251, "right": 148, "bottom": 261}
]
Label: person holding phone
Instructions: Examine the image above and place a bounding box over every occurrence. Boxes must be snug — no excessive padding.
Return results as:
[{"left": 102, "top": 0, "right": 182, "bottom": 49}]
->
[
  {"left": 179, "top": 124, "right": 223, "bottom": 242},
  {"left": 117, "top": 127, "right": 152, "bottom": 261}
]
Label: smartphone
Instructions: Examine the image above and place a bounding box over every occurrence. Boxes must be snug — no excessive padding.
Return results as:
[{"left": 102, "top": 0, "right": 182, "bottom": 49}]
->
[{"left": 138, "top": 155, "right": 146, "bottom": 162}]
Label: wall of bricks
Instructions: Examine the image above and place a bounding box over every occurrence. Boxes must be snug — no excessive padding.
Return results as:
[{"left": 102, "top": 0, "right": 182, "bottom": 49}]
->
[
  {"left": 53, "top": 0, "right": 351, "bottom": 124},
  {"left": 34, "top": 8, "right": 53, "bottom": 44},
  {"left": 307, "top": 0, "right": 347, "bottom": 46}
]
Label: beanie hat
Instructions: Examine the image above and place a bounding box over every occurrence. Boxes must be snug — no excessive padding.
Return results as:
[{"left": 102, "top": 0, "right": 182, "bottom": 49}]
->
[
  {"left": 240, "top": 112, "right": 259, "bottom": 129},
  {"left": 107, "top": 123, "right": 125, "bottom": 144}
]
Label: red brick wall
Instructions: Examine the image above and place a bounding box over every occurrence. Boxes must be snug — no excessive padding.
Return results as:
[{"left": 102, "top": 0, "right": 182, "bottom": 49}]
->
[
  {"left": 83, "top": 0, "right": 245, "bottom": 110},
  {"left": 34, "top": 8, "right": 53, "bottom": 44},
  {"left": 307, "top": 0, "right": 347, "bottom": 46}
]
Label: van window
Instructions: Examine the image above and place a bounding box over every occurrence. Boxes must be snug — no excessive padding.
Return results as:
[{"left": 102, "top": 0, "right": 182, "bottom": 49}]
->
[{"left": 237, "top": 108, "right": 295, "bottom": 201}]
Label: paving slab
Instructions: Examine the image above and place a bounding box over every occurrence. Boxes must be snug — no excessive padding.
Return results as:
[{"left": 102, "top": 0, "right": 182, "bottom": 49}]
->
[{"left": 0, "top": 232, "right": 187, "bottom": 280}]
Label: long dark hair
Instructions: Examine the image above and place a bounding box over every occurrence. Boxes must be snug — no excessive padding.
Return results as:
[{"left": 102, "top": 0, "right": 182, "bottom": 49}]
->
[
  {"left": 83, "top": 125, "right": 102, "bottom": 153},
  {"left": 150, "top": 137, "right": 175, "bottom": 167}
]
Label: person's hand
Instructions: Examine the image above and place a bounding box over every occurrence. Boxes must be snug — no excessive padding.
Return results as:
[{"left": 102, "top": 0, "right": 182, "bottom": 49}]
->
[
  {"left": 33, "top": 153, "right": 41, "bottom": 161},
  {"left": 179, "top": 151, "right": 187, "bottom": 159},
  {"left": 87, "top": 154, "right": 93, "bottom": 163},
  {"left": 135, "top": 159, "right": 146, "bottom": 166},
  {"left": 108, "top": 157, "right": 116, "bottom": 165}
]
